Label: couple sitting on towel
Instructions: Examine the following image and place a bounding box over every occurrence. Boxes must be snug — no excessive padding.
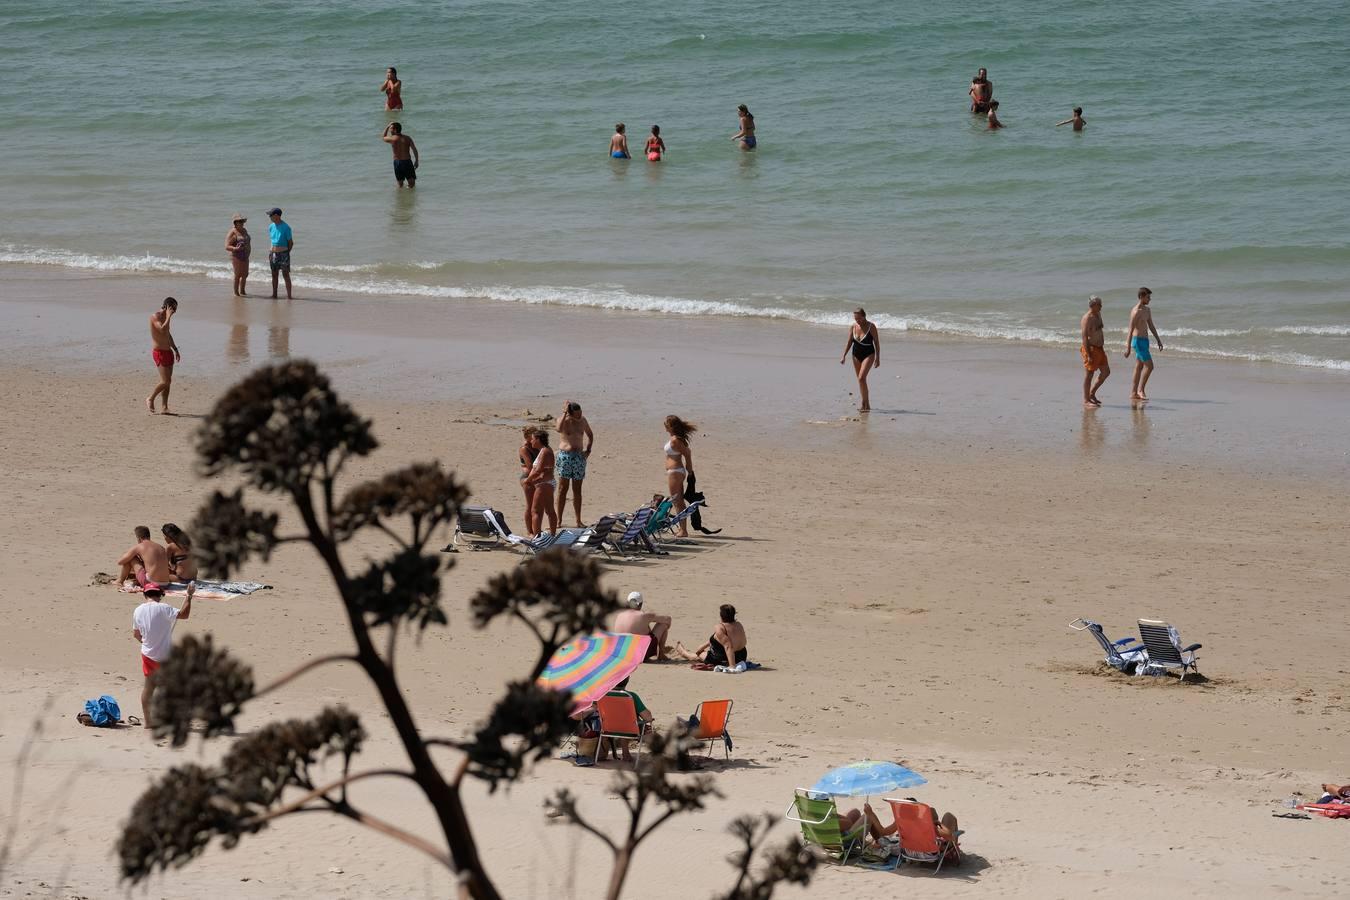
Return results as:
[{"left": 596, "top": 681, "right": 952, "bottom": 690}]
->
[
  {"left": 614, "top": 595, "right": 749, "bottom": 668},
  {"left": 116, "top": 523, "right": 197, "bottom": 587}
]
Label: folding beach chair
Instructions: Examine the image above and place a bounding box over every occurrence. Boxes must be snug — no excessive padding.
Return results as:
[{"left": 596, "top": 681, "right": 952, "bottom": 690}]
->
[
  {"left": 483, "top": 508, "right": 557, "bottom": 556},
  {"left": 653, "top": 500, "right": 704, "bottom": 543},
  {"left": 1069, "top": 617, "right": 1147, "bottom": 673},
  {"left": 885, "top": 798, "right": 961, "bottom": 873},
  {"left": 595, "top": 691, "right": 647, "bottom": 768},
  {"left": 609, "top": 507, "right": 664, "bottom": 557},
  {"left": 644, "top": 498, "right": 674, "bottom": 534},
  {"left": 572, "top": 515, "right": 620, "bottom": 557},
  {"left": 689, "top": 699, "right": 734, "bottom": 759},
  {"left": 444, "top": 505, "right": 506, "bottom": 551},
  {"left": 784, "top": 790, "right": 889, "bottom": 866},
  {"left": 1136, "top": 619, "right": 1202, "bottom": 682}
]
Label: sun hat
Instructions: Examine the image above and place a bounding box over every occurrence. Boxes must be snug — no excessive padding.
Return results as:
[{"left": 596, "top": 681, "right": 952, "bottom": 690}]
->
[
  {"left": 231, "top": 213, "right": 247, "bottom": 223},
  {"left": 626, "top": 591, "right": 644, "bottom": 609},
  {"left": 142, "top": 582, "right": 164, "bottom": 597}
]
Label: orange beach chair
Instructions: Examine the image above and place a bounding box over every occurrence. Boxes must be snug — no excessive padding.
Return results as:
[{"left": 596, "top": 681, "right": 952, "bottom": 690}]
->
[
  {"left": 690, "top": 699, "right": 734, "bottom": 758},
  {"left": 885, "top": 798, "right": 961, "bottom": 873}
]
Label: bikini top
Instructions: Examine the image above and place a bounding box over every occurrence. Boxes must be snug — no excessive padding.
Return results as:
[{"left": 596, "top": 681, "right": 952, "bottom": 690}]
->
[{"left": 664, "top": 440, "right": 681, "bottom": 458}]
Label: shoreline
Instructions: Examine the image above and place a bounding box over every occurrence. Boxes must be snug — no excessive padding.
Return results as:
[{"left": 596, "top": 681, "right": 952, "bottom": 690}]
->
[{"left": 3, "top": 262, "right": 1348, "bottom": 480}]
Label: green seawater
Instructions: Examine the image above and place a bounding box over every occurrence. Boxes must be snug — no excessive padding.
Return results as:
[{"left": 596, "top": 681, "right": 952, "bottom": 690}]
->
[{"left": 1, "top": 0, "right": 1347, "bottom": 368}]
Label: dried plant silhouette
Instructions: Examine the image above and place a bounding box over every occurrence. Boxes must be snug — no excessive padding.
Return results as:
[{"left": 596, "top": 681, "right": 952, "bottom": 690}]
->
[{"left": 116, "top": 360, "right": 813, "bottom": 900}]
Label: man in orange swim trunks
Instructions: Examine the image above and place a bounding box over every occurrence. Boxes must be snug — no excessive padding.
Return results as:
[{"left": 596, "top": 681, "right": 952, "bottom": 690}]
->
[
  {"left": 1080, "top": 295, "right": 1110, "bottom": 407},
  {"left": 146, "top": 296, "right": 181, "bottom": 414}
]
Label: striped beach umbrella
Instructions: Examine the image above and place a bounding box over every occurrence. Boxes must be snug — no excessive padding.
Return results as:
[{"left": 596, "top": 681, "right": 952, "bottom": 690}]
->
[
  {"left": 538, "top": 631, "right": 651, "bottom": 716},
  {"left": 809, "top": 760, "right": 928, "bottom": 797}
]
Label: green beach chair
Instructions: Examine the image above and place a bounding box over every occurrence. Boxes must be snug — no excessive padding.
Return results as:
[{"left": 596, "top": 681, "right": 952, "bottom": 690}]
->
[{"left": 784, "top": 789, "right": 890, "bottom": 866}]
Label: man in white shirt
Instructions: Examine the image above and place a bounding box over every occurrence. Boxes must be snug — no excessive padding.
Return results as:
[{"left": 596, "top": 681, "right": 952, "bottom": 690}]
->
[{"left": 132, "top": 581, "right": 194, "bottom": 729}]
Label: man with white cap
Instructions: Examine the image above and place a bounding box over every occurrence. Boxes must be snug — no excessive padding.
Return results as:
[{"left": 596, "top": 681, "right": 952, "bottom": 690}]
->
[{"left": 612, "top": 591, "right": 672, "bottom": 662}]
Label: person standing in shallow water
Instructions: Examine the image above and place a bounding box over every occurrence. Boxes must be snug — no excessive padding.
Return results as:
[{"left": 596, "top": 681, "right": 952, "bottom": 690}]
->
[
  {"left": 732, "top": 104, "right": 756, "bottom": 150},
  {"left": 382, "top": 122, "right": 419, "bottom": 188},
  {"left": 969, "top": 68, "right": 993, "bottom": 113},
  {"left": 609, "top": 124, "right": 630, "bottom": 159},
  {"left": 381, "top": 67, "right": 402, "bottom": 110},
  {"left": 1125, "top": 287, "right": 1163, "bottom": 401},
  {"left": 1057, "top": 107, "right": 1086, "bottom": 131},
  {"left": 266, "top": 208, "right": 293, "bottom": 300},
  {"left": 645, "top": 125, "right": 666, "bottom": 161},
  {"left": 225, "top": 214, "right": 250, "bottom": 297},
  {"left": 840, "top": 307, "right": 879, "bottom": 411}
]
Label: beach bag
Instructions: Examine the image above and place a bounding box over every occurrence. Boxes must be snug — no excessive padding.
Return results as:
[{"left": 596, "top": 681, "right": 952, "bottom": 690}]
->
[{"left": 81, "top": 694, "right": 122, "bottom": 727}]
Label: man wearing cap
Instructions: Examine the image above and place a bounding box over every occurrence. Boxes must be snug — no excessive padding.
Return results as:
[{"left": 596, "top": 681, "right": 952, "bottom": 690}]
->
[
  {"left": 132, "top": 581, "right": 194, "bottom": 729},
  {"left": 266, "top": 208, "right": 294, "bottom": 300},
  {"left": 1080, "top": 295, "right": 1110, "bottom": 407},
  {"left": 612, "top": 592, "right": 673, "bottom": 662},
  {"left": 1124, "top": 287, "right": 1163, "bottom": 401}
]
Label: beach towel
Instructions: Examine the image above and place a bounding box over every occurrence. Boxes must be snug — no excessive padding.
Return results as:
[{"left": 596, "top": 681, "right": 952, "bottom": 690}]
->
[
  {"left": 119, "top": 579, "right": 270, "bottom": 601},
  {"left": 1299, "top": 803, "right": 1350, "bottom": 819}
]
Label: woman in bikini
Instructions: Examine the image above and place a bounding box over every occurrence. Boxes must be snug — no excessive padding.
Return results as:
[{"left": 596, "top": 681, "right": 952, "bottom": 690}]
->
[
  {"left": 161, "top": 523, "right": 198, "bottom": 582},
  {"left": 672, "top": 604, "right": 747, "bottom": 666},
  {"left": 839, "top": 307, "right": 880, "bottom": 411},
  {"left": 381, "top": 68, "right": 403, "bottom": 110},
  {"left": 523, "top": 429, "right": 558, "bottom": 536},
  {"left": 645, "top": 125, "right": 666, "bottom": 161},
  {"left": 225, "top": 214, "right": 251, "bottom": 297},
  {"left": 518, "top": 426, "right": 539, "bottom": 534},
  {"left": 732, "top": 104, "right": 756, "bottom": 150},
  {"left": 663, "top": 415, "right": 697, "bottom": 538}
]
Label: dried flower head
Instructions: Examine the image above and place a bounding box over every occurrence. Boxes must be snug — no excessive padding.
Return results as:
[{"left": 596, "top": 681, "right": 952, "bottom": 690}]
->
[
  {"left": 117, "top": 764, "right": 240, "bottom": 883},
  {"left": 196, "top": 360, "right": 377, "bottom": 492},
  {"left": 349, "top": 548, "right": 447, "bottom": 630},
  {"left": 150, "top": 634, "right": 255, "bottom": 747},
  {"left": 469, "top": 550, "right": 620, "bottom": 649},
  {"left": 461, "top": 681, "right": 574, "bottom": 790},
  {"left": 333, "top": 462, "right": 468, "bottom": 540},
  {"left": 189, "top": 489, "right": 279, "bottom": 579}
]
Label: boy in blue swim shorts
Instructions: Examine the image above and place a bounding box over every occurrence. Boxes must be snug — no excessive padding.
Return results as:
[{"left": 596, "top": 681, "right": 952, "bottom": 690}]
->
[
  {"left": 609, "top": 124, "right": 630, "bottom": 159},
  {"left": 1124, "top": 287, "right": 1163, "bottom": 401}
]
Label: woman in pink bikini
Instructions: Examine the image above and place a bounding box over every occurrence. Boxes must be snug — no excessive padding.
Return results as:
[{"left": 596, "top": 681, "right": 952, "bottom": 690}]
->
[{"left": 381, "top": 67, "right": 403, "bottom": 110}]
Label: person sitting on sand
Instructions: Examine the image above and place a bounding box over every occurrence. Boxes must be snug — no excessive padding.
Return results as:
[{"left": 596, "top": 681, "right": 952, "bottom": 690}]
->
[
  {"left": 1057, "top": 106, "right": 1086, "bottom": 131},
  {"left": 613, "top": 591, "right": 673, "bottom": 662},
  {"left": 969, "top": 68, "right": 993, "bottom": 113},
  {"left": 841, "top": 801, "right": 960, "bottom": 846},
  {"left": 672, "top": 604, "right": 747, "bottom": 666},
  {"left": 117, "top": 525, "right": 172, "bottom": 587},
  {"left": 1320, "top": 783, "right": 1350, "bottom": 803},
  {"left": 986, "top": 100, "right": 1004, "bottom": 130},
  {"left": 609, "top": 123, "right": 630, "bottom": 159},
  {"left": 161, "top": 522, "right": 197, "bottom": 582}
]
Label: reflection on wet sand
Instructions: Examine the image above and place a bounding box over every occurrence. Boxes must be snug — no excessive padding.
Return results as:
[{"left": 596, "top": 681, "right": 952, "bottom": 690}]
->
[
  {"left": 1129, "top": 402, "right": 1151, "bottom": 452},
  {"left": 227, "top": 297, "right": 249, "bottom": 363},
  {"left": 1079, "top": 407, "right": 1106, "bottom": 455},
  {"left": 268, "top": 302, "right": 290, "bottom": 359}
]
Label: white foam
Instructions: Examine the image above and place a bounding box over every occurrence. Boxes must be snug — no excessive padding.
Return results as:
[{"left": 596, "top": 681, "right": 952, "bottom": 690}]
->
[{"left": 3, "top": 244, "right": 1347, "bottom": 372}]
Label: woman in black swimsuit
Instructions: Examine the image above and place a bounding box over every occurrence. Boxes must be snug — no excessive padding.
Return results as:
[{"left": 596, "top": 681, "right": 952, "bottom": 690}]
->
[
  {"left": 672, "top": 604, "right": 748, "bottom": 667},
  {"left": 839, "top": 307, "right": 880, "bottom": 411},
  {"left": 161, "top": 522, "right": 197, "bottom": 582}
]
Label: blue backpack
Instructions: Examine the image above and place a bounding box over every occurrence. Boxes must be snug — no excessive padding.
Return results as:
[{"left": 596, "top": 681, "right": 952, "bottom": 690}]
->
[{"left": 81, "top": 695, "right": 122, "bottom": 727}]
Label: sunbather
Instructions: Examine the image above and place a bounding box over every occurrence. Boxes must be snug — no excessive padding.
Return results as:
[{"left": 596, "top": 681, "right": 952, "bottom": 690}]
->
[
  {"left": 117, "top": 525, "right": 172, "bottom": 586},
  {"left": 864, "top": 800, "right": 960, "bottom": 844},
  {"left": 1320, "top": 783, "right": 1350, "bottom": 802},
  {"left": 671, "top": 603, "right": 747, "bottom": 666},
  {"left": 613, "top": 591, "right": 673, "bottom": 661},
  {"left": 597, "top": 676, "right": 654, "bottom": 762},
  {"left": 162, "top": 522, "right": 197, "bottom": 582}
]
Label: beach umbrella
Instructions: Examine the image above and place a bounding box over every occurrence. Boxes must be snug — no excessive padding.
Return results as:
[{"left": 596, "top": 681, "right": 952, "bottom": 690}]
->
[
  {"left": 809, "top": 760, "right": 927, "bottom": 797},
  {"left": 537, "top": 631, "right": 651, "bottom": 716}
]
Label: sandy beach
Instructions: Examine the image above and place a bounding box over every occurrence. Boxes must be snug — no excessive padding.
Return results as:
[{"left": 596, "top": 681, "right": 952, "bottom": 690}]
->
[{"left": 2, "top": 266, "right": 1348, "bottom": 899}]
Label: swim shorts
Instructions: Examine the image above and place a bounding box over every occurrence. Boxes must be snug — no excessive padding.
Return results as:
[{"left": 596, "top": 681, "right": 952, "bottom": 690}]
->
[
  {"left": 743, "top": 135, "right": 757, "bottom": 149},
  {"left": 269, "top": 250, "right": 291, "bottom": 272},
  {"left": 393, "top": 158, "right": 416, "bottom": 182},
  {"left": 152, "top": 348, "right": 174, "bottom": 368},
  {"left": 647, "top": 151, "right": 661, "bottom": 161},
  {"left": 1131, "top": 336, "right": 1152, "bottom": 363},
  {"left": 142, "top": 654, "right": 161, "bottom": 677},
  {"left": 1081, "top": 345, "right": 1108, "bottom": 372},
  {"left": 556, "top": 450, "right": 587, "bottom": 481},
  {"left": 612, "top": 151, "right": 628, "bottom": 159}
]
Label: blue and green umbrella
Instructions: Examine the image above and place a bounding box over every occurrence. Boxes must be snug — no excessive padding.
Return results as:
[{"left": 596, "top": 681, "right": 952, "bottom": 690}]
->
[{"left": 809, "top": 760, "right": 927, "bottom": 797}]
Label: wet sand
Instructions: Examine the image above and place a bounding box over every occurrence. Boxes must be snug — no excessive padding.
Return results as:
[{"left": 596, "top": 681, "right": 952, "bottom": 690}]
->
[{"left": 1, "top": 264, "right": 1348, "bottom": 898}]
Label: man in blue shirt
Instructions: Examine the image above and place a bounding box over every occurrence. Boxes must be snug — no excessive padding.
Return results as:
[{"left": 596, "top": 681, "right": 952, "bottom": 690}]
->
[{"left": 266, "top": 207, "right": 294, "bottom": 299}]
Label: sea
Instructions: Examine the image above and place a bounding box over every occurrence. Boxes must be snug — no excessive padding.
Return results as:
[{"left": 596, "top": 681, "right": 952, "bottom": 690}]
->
[{"left": 2, "top": 0, "right": 1347, "bottom": 371}]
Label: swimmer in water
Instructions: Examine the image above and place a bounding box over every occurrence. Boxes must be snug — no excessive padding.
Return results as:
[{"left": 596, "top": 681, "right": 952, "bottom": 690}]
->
[
  {"left": 645, "top": 125, "right": 666, "bottom": 161},
  {"left": 609, "top": 123, "right": 631, "bottom": 159},
  {"left": 969, "top": 68, "right": 993, "bottom": 113},
  {"left": 1056, "top": 107, "right": 1086, "bottom": 131},
  {"left": 986, "top": 100, "right": 1005, "bottom": 130},
  {"left": 381, "top": 67, "right": 403, "bottom": 110},
  {"left": 732, "top": 104, "right": 756, "bottom": 150}
]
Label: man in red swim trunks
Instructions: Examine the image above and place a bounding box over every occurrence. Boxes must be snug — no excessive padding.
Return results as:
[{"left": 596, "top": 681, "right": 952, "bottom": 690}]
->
[{"left": 146, "top": 297, "right": 181, "bottom": 414}]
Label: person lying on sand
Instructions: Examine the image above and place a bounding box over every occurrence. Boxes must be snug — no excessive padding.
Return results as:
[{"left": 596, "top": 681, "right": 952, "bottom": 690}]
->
[
  {"left": 117, "top": 526, "right": 172, "bottom": 587},
  {"left": 671, "top": 604, "right": 747, "bottom": 666},
  {"left": 1320, "top": 783, "right": 1350, "bottom": 802}
]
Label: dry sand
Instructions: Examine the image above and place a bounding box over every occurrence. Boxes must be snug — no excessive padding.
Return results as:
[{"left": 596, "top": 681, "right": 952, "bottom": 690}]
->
[{"left": 1, "top": 267, "right": 1348, "bottom": 899}]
